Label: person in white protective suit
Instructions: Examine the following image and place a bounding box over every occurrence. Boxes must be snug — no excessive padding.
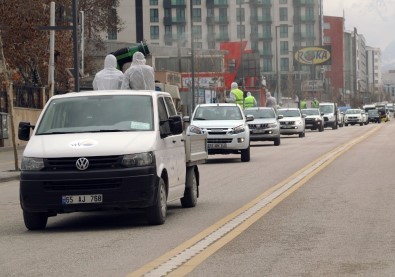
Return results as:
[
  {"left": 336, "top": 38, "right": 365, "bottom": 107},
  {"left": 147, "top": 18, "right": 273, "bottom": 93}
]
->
[
  {"left": 92, "top": 54, "right": 124, "bottom": 90},
  {"left": 265, "top": 91, "right": 277, "bottom": 108},
  {"left": 121, "top": 51, "right": 155, "bottom": 90}
]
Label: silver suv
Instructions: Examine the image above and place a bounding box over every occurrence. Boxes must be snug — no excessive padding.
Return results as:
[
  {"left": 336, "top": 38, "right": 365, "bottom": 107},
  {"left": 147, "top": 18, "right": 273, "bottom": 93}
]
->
[
  {"left": 244, "top": 107, "right": 282, "bottom": 146},
  {"left": 185, "top": 103, "right": 253, "bottom": 162}
]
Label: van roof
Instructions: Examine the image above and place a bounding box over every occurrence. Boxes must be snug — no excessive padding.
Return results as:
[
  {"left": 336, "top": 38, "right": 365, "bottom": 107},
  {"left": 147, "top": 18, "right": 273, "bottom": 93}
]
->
[{"left": 49, "top": 90, "right": 171, "bottom": 100}]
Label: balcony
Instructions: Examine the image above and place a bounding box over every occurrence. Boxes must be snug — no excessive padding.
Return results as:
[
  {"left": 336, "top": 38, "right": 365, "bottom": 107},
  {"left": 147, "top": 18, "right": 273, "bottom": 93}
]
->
[
  {"left": 294, "top": 14, "right": 316, "bottom": 23},
  {"left": 250, "top": 0, "right": 272, "bottom": 6},
  {"left": 294, "top": 0, "right": 315, "bottom": 7},
  {"left": 216, "top": 33, "right": 229, "bottom": 41},
  {"left": 163, "top": 16, "right": 187, "bottom": 25},
  {"left": 294, "top": 32, "right": 316, "bottom": 40},
  {"left": 250, "top": 15, "right": 272, "bottom": 24},
  {"left": 163, "top": 0, "right": 186, "bottom": 9},
  {"left": 206, "top": 0, "right": 228, "bottom": 8}
]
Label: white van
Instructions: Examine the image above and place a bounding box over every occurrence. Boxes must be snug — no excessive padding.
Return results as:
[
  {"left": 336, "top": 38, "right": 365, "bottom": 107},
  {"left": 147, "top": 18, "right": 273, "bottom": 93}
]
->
[{"left": 18, "top": 90, "right": 207, "bottom": 230}]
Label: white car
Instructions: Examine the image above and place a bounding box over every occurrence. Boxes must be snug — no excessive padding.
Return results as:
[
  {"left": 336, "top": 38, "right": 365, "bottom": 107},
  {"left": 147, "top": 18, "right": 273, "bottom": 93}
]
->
[
  {"left": 344, "top": 109, "right": 364, "bottom": 126},
  {"left": 277, "top": 108, "right": 306, "bottom": 137},
  {"left": 185, "top": 103, "right": 253, "bottom": 162}
]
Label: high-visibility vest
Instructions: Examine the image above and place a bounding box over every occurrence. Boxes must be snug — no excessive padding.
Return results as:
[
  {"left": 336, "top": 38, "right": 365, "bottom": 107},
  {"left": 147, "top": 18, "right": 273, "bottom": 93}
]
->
[
  {"left": 244, "top": 96, "right": 255, "bottom": 108},
  {"left": 231, "top": 88, "right": 244, "bottom": 105}
]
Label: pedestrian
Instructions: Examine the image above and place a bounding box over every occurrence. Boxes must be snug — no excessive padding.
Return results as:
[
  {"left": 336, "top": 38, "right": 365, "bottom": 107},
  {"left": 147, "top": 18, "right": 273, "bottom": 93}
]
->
[
  {"left": 265, "top": 91, "right": 277, "bottom": 108},
  {"left": 92, "top": 54, "right": 124, "bottom": 90},
  {"left": 244, "top": 91, "right": 257, "bottom": 108},
  {"left": 311, "top": 97, "right": 319, "bottom": 108},
  {"left": 226, "top": 82, "right": 244, "bottom": 106},
  {"left": 300, "top": 98, "right": 307, "bottom": 109},
  {"left": 121, "top": 51, "right": 155, "bottom": 90}
]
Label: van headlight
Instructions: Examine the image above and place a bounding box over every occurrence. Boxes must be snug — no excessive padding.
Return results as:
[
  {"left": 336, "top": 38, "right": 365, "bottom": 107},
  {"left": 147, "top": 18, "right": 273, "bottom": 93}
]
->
[
  {"left": 21, "top": 157, "right": 44, "bottom": 171},
  {"left": 122, "top": 152, "right": 155, "bottom": 167},
  {"left": 231, "top": 125, "right": 245, "bottom": 134},
  {"left": 295, "top": 120, "right": 303, "bottom": 125},
  {"left": 268, "top": 123, "right": 278, "bottom": 128}
]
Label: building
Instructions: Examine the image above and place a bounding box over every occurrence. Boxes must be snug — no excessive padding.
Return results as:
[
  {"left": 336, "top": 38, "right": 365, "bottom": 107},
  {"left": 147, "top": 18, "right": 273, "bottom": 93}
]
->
[
  {"left": 366, "top": 46, "right": 383, "bottom": 103},
  {"left": 323, "top": 16, "right": 344, "bottom": 103},
  {"left": 113, "top": 0, "right": 323, "bottom": 104}
]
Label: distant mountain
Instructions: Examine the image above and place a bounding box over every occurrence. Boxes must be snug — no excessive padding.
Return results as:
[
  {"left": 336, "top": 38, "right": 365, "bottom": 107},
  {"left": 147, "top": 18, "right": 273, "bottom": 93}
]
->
[{"left": 382, "top": 40, "right": 395, "bottom": 72}]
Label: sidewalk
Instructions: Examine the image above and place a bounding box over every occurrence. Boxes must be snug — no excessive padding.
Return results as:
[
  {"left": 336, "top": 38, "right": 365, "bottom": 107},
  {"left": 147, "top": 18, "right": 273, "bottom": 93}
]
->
[{"left": 0, "top": 146, "right": 23, "bottom": 183}]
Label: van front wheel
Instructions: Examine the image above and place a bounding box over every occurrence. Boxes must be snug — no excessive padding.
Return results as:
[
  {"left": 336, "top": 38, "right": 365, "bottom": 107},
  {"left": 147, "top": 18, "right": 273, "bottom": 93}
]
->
[
  {"left": 23, "top": 211, "right": 48, "bottom": 230},
  {"left": 147, "top": 178, "right": 167, "bottom": 225}
]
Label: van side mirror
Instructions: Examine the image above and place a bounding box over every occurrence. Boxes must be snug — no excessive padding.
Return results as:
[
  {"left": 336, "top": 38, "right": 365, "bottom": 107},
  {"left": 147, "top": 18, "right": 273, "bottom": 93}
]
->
[
  {"left": 169, "top": 115, "right": 183, "bottom": 135},
  {"left": 18, "top": 122, "right": 34, "bottom": 141}
]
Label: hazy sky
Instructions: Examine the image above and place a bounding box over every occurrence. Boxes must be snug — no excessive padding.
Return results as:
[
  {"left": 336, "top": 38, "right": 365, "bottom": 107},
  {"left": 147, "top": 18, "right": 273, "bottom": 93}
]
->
[{"left": 323, "top": 0, "right": 395, "bottom": 51}]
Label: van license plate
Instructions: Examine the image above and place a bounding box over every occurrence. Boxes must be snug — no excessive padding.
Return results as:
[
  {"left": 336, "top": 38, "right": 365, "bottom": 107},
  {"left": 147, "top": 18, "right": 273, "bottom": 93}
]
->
[{"left": 62, "top": 194, "right": 103, "bottom": 205}]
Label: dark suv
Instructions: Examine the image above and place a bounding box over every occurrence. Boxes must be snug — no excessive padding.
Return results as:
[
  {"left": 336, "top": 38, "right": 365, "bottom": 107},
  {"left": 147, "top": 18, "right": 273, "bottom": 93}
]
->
[{"left": 367, "top": 109, "right": 380, "bottom": 123}]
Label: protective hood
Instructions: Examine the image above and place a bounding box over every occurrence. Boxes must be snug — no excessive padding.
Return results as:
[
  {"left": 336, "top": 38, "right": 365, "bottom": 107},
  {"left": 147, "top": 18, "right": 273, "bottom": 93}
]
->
[
  {"left": 104, "top": 54, "right": 118, "bottom": 69},
  {"left": 92, "top": 54, "right": 124, "bottom": 90}
]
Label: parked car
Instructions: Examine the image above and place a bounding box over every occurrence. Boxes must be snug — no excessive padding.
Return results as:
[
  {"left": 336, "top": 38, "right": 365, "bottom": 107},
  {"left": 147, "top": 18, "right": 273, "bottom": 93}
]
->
[
  {"left": 185, "top": 103, "right": 253, "bottom": 162},
  {"left": 244, "top": 107, "right": 282, "bottom": 146},
  {"left": 367, "top": 109, "right": 381, "bottom": 123},
  {"left": 277, "top": 108, "right": 306, "bottom": 137},
  {"left": 301, "top": 108, "right": 324, "bottom": 132},
  {"left": 344, "top": 109, "right": 364, "bottom": 126}
]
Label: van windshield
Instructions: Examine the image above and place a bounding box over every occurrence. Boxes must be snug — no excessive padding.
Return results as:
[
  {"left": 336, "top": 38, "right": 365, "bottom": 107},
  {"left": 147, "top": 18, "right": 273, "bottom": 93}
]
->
[
  {"left": 319, "top": 105, "right": 333, "bottom": 113},
  {"left": 35, "top": 95, "right": 154, "bottom": 135}
]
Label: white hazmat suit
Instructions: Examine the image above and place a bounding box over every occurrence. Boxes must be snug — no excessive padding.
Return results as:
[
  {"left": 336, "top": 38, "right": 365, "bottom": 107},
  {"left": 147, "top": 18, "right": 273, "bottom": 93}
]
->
[
  {"left": 121, "top": 51, "right": 155, "bottom": 90},
  {"left": 92, "top": 54, "right": 124, "bottom": 90}
]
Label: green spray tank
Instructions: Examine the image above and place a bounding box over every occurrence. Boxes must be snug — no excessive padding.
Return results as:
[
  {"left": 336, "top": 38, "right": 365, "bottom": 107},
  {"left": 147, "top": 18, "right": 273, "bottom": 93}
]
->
[{"left": 111, "top": 41, "right": 150, "bottom": 71}]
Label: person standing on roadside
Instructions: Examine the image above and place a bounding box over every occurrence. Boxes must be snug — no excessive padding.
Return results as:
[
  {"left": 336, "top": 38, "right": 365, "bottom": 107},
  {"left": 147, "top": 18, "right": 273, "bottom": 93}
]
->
[{"left": 92, "top": 54, "right": 124, "bottom": 90}]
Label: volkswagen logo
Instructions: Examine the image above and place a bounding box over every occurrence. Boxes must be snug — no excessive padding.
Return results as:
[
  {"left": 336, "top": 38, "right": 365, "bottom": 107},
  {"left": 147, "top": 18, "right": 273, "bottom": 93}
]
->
[{"left": 76, "top": 157, "right": 89, "bottom": 171}]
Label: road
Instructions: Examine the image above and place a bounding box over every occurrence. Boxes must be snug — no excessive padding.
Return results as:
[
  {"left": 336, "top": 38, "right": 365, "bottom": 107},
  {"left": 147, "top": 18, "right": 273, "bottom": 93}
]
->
[{"left": 1, "top": 121, "right": 394, "bottom": 276}]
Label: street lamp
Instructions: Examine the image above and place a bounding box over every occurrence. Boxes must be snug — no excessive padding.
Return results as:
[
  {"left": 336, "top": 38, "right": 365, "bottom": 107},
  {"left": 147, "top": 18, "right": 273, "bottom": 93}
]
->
[
  {"left": 189, "top": 0, "right": 195, "bottom": 114},
  {"left": 275, "top": 24, "right": 292, "bottom": 104}
]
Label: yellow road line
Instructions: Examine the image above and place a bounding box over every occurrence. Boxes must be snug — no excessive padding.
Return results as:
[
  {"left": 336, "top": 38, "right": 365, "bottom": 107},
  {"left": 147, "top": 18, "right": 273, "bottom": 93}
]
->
[{"left": 128, "top": 124, "right": 382, "bottom": 277}]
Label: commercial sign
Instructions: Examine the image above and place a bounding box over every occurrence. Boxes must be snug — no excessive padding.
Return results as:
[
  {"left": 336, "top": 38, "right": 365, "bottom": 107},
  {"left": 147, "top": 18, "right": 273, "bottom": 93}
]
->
[
  {"left": 293, "top": 46, "right": 331, "bottom": 65},
  {"left": 301, "top": 80, "right": 324, "bottom": 92}
]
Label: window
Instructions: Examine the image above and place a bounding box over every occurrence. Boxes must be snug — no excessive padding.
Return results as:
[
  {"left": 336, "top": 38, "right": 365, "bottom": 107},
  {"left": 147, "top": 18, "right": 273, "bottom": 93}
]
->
[
  {"left": 193, "top": 41, "right": 203, "bottom": 49},
  {"left": 263, "top": 41, "right": 271, "bottom": 55},
  {"left": 164, "top": 9, "right": 171, "bottom": 18},
  {"left": 207, "top": 7, "right": 214, "bottom": 17},
  {"left": 306, "top": 7, "right": 314, "bottom": 19},
  {"left": 107, "top": 8, "right": 117, "bottom": 40},
  {"left": 192, "top": 25, "right": 202, "bottom": 39},
  {"left": 324, "top": 22, "right": 330, "bottom": 29},
  {"left": 323, "top": 36, "right": 331, "bottom": 43},
  {"left": 150, "top": 26, "right": 159, "bottom": 40},
  {"left": 237, "top": 8, "right": 245, "bottom": 22},
  {"left": 279, "top": 25, "right": 289, "bottom": 38},
  {"left": 280, "top": 41, "right": 289, "bottom": 55},
  {"left": 150, "top": 9, "right": 159, "bottom": 23},
  {"left": 219, "top": 8, "right": 227, "bottom": 21},
  {"left": 192, "top": 8, "right": 201, "bottom": 22},
  {"left": 158, "top": 97, "right": 171, "bottom": 135},
  {"left": 263, "top": 58, "right": 272, "bottom": 72},
  {"left": 192, "top": 0, "right": 201, "bottom": 4},
  {"left": 237, "top": 25, "right": 245, "bottom": 39},
  {"left": 280, "top": 58, "right": 289, "bottom": 71},
  {"left": 279, "top": 7, "right": 288, "bottom": 21},
  {"left": 176, "top": 8, "right": 185, "bottom": 21},
  {"left": 150, "top": 0, "right": 158, "bottom": 5},
  {"left": 279, "top": 0, "right": 287, "bottom": 3}
]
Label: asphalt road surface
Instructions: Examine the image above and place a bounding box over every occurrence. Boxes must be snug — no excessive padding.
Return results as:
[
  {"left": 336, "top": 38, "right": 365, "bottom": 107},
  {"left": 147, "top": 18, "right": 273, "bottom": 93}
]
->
[{"left": 1, "top": 120, "right": 394, "bottom": 277}]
